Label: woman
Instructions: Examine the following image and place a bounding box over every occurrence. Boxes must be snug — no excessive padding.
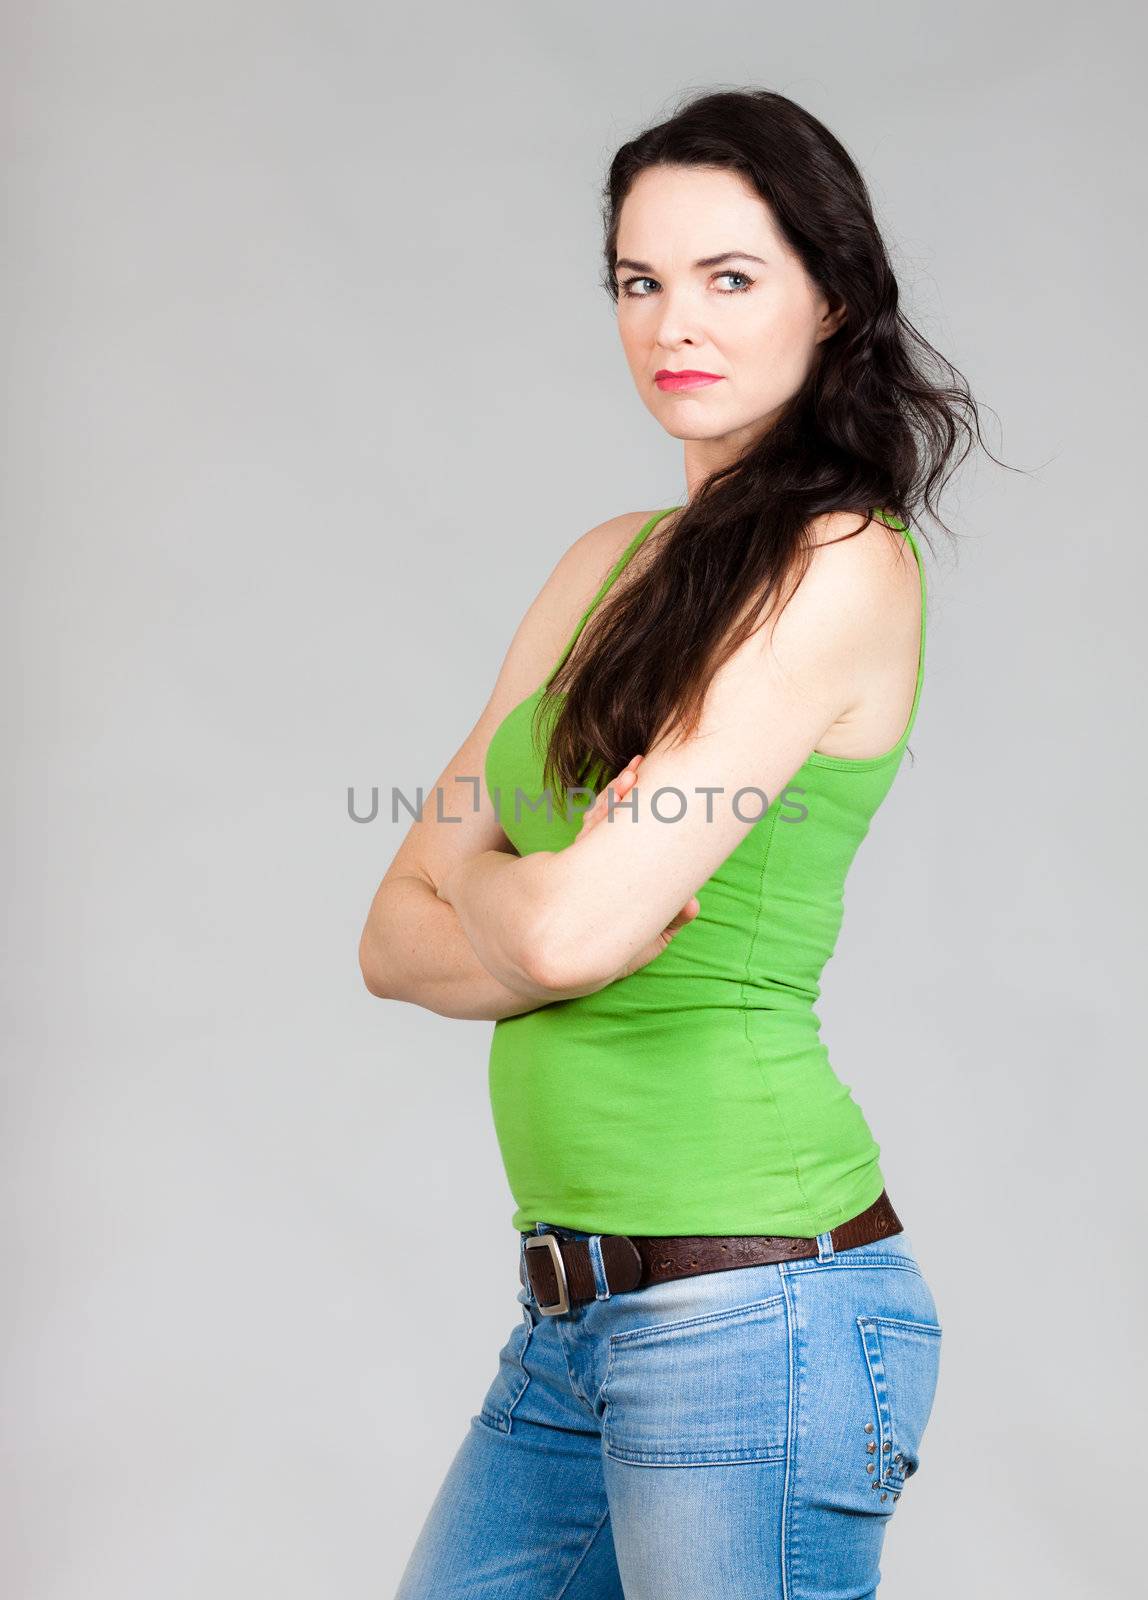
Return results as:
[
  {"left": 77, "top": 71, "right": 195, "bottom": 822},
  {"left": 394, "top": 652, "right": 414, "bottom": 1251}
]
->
[{"left": 362, "top": 87, "right": 990, "bottom": 1598}]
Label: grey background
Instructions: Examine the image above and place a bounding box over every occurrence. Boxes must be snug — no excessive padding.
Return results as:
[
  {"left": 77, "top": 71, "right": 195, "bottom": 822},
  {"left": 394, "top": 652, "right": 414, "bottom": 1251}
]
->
[{"left": 4, "top": 2, "right": 1144, "bottom": 1595}]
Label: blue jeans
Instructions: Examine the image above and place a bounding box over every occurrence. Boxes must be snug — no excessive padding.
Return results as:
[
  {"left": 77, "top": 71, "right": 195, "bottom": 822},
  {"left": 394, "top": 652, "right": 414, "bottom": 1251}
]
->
[{"left": 396, "top": 1221, "right": 943, "bottom": 1598}]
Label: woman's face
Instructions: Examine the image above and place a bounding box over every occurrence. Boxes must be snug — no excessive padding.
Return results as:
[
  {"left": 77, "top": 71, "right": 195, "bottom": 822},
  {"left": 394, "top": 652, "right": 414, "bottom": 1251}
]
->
[{"left": 614, "top": 164, "right": 845, "bottom": 476}]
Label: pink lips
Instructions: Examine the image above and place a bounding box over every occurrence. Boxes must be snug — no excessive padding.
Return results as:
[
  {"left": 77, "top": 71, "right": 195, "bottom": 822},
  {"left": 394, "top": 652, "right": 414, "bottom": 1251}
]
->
[{"left": 654, "top": 370, "right": 724, "bottom": 393}]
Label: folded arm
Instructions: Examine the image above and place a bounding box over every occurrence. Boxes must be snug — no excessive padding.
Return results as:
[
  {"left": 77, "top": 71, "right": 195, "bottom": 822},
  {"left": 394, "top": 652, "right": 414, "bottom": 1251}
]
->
[
  {"left": 358, "top": 509, "right": 662, "bottom": 1018},
  {"left": 437, "top": 521, "right": 901, "bottom": 993}
]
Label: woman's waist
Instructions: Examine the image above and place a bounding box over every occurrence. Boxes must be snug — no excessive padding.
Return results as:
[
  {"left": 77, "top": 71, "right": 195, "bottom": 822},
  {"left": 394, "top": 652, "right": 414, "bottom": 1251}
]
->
[
  {"left": 494, "top": 971, "right": 823, "bottom": 1031},
  {"left": 489, "top": 1007, "right": 845, "bottom": 1105}
]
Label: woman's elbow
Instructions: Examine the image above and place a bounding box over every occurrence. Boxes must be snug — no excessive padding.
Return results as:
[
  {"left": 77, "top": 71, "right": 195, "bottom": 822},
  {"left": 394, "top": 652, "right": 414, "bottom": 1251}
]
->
[
  {"left": 359, "top": 926, "right": 397, "bottom": 999},
  {"left": 516, "top": 912, "right": 614, "bottom": 995}
]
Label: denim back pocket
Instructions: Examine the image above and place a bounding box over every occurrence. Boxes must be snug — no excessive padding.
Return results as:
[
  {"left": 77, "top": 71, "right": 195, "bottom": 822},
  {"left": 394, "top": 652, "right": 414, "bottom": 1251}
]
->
[
  {"left": 602, "top": 1292, "right": 789, "bottom": 1466},
  {"left": 857, "top": 1314, "right": 943, "bottom": 1495},
  {"left": 477, "top": 1312, "right": 534, "bottom": 1434}
]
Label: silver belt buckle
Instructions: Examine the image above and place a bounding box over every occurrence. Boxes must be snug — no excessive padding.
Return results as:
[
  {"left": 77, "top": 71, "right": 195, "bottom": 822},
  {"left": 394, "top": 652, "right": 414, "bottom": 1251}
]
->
[{"left": 524, "top": 1233, "right": 571, "bottom": 1316}]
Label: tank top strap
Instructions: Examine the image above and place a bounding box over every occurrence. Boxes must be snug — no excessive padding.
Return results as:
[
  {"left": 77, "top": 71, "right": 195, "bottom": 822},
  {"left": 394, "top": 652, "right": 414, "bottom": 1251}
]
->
[
  {"left": 900, "top": 523, "right": 927, "bottom": 746},
  {"left": 869, "top": 506, "right": 927, "bottom": 752},
  {"left": 546, "top": 505, "right": 680, "bottom": 686}
]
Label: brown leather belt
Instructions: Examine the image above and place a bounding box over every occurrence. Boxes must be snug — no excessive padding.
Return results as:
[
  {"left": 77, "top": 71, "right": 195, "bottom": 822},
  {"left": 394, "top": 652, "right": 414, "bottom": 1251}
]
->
[{"left": 519, "top": 1189, "right": 904, "bottom": 1316}]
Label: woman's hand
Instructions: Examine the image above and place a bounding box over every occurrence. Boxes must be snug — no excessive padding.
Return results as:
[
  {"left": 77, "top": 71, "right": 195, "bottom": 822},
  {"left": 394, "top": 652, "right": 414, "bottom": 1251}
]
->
[{"left": 572, "top": 754, "right": 701, "bottom": 980}]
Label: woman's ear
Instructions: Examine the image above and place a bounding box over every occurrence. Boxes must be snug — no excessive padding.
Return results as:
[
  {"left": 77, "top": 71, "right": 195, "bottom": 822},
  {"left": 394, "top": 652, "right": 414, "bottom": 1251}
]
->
[{"left": 817, "top": 294, "right": 848, "bottom": 342}]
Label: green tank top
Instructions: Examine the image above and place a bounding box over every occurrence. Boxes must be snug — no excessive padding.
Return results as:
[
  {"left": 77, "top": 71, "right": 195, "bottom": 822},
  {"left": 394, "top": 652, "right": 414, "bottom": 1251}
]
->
[{"left": 483, "top": 505, "right": 926, "bottom": 1236}]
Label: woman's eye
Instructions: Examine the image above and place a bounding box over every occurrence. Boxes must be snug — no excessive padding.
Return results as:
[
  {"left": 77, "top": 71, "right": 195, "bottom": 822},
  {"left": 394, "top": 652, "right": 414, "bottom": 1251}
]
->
[{"left": 620, "top": 271, "right": 754, "bottom": 298}]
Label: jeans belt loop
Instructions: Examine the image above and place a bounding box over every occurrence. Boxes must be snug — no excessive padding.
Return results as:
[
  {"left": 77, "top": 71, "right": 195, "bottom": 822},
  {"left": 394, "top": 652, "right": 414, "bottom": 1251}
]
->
[{"left": 587, "top": 1234, "right": 611, "bottom": 1300}]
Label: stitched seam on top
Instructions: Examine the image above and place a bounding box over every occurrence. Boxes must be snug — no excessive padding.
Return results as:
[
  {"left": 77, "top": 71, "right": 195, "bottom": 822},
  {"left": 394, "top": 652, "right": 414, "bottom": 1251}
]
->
[{"left": 739, "top": 806, "right": 818, "bottom": 1233}]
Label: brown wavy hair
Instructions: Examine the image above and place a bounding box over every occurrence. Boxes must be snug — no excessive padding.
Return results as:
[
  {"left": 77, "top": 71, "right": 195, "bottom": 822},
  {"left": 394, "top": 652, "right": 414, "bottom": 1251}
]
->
[{"left": 534, "top": 86, "right": 1009, "bottom": 804}]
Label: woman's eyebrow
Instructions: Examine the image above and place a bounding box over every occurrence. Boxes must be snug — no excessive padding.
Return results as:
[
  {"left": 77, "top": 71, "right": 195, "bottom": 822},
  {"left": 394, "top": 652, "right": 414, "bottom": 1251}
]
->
[{"left": 615, "top": 251, "right": 767, "bottom": 272}]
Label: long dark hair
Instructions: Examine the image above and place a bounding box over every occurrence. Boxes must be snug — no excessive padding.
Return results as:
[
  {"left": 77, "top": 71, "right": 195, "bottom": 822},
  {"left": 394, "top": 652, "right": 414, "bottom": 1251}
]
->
[{"left": 536, "top": 86, "right": 1006, "bottom": 803}]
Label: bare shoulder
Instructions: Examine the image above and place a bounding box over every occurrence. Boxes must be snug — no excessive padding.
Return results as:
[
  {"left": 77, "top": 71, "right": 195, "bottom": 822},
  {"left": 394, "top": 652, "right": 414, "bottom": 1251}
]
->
[
  {"left": 510, "top": 509, "right": 666, "bottom": 662},
  {"left": 558, "top": 507, "right": 660, "bottom": 591},
  {"left": 806, "top": 507, "right": 917, "bottom": 587},
  {"left": 776, "top": 508, "right": 918, "bottom": 639},
  {"left": 376, "top": 508, "right": 664, "bottom": 882},
  {"left": 563, "top": 505, "right": 681, "bottom": 587},
  {"left": 475, "top": 508, "right": 661, "bottom": 716},
  {"left": 760, "top": 507, "right": 922, "bottom": 750}
]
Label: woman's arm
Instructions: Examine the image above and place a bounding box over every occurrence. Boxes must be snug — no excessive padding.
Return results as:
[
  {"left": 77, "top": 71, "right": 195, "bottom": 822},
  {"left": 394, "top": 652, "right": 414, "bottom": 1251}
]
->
[
  {"left": 363, "top": 771, "right": 680, "bottom": 1018},
  {"left": 437, "top": 514, "right": 919, "bottom": 994},
  {"left": 357, "top": 688, "right": 602, "bottom": 1020},
  {"left": 357, "top": 508, "right": 664, "bottom": 1019},
  {"left": 359, "top": 863, "right": 571, "bottom": 1020},
  {"left": 435, "top": 761, "right": 699, "bottom": 996}
]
